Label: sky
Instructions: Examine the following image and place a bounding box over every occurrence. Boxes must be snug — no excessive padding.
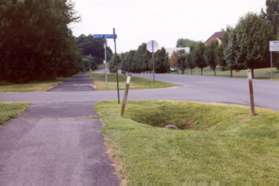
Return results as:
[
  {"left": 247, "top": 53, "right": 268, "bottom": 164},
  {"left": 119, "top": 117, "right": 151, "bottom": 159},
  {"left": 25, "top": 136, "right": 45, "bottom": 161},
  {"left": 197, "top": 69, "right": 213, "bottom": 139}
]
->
[{"left": 70, "top": 0, "right": 266, "bottom": 52}]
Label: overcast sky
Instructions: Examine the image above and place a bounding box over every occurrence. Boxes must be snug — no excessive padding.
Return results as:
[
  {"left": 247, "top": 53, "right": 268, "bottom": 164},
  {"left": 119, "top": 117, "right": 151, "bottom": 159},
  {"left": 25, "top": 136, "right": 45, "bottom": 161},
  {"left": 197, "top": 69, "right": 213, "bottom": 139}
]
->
[{"left": 71, "top": 0, "right": 266, "bottom": 52}]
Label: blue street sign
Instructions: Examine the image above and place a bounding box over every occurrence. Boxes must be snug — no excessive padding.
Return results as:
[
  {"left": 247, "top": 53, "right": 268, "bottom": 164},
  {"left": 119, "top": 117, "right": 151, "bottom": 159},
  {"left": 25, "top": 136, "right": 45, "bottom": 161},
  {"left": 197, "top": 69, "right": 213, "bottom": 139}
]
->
[{"left": 93, "top": 34, "right": 117, "bottom": 39}]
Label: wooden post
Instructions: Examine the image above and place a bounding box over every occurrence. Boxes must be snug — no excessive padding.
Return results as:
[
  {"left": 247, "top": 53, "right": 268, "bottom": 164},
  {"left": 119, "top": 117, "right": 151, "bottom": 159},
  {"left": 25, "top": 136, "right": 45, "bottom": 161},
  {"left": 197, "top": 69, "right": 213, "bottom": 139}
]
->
[
  {"left": 121, "top": 76, "right": 131, "bottom": 116},
  {"left": 248, "top": 70, "right": 256, "bottom": 116}
]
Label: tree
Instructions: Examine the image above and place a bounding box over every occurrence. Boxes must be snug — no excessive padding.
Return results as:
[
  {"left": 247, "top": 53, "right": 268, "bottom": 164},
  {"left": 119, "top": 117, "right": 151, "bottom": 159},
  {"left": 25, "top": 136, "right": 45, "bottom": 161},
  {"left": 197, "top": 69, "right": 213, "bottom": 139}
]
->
[
  {"left": 263, "top": 0, "right": 279, "bottom": 35},
  {"left": 176, "top": 38, "right": 199, "bottom": 48},
  {"left": 187, "top": 51, "right": 196, "bottom": 75},
  {"left": 235, "top": 13, "right": 273, "bottom": 78},
  {"left": 153, "top": 48, "right": 170, "bottom": 73},
  {"left": 109, "top": 54, "right": 121, "bottom": 73},
  {"left": 176, "top": 51, "right": 188, "bottom": 74},
  {"left": 0, "top": 0, "right": 81, "bottom": 83},
  {"left": 204, "top": 42, "right": 218, "bottom": 76},
  {"left": 223, "top": 28, "right": 239, "bottom": 77},
  {"left": 192, "top": 43, "right": 207, "bottom": 75},
  {"left": 76, "top": 34, "right": 113, "bottom": 67}
]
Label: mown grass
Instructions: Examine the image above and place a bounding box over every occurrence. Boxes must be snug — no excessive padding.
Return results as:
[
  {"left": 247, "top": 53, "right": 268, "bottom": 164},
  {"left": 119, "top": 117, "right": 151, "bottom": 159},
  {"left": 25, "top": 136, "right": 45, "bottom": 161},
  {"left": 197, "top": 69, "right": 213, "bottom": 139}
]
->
[
  {"left": 97, "top": 101, "right": 279, "bottom": 185},
  {"left": 91, "top": 73, "right": 174, "bottom": 90},
  {"left": 0, "top": 81, "right": 61, "bottom": 92},
  {"left": 181, "top": 67, "right": 279, "bottom": 80},
  {"left": 0, "top": 103, "right": 28, "bottom": 124}
]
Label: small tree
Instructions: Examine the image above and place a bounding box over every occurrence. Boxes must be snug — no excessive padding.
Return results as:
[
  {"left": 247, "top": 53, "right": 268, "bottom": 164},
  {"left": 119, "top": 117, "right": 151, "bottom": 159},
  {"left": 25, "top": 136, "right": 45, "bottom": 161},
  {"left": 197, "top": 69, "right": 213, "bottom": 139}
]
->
[
  {"left": 192, "top": 43, "right": 207, "bottom": 75},
  {"left": 176, "top": 51, "right": 188, "bottom": 74},
  {"left": 204, "top": 42, "right": 218, "bottom": 76},
  {"left": 109, "top": 54, "right": 121, "bottom": 73},
  {"left": 154, "top": 48, "right": 170, "bottom": 73},
  {"left": 223, "top": 28, "right": 239, "bottom": 77}
]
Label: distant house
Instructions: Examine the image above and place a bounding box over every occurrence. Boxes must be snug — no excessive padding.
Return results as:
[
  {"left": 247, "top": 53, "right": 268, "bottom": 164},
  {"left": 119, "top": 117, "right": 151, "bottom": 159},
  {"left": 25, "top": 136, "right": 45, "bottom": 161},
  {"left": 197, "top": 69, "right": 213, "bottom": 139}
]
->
[{"left": 205, "top": 31, "right": 225, "bottom": 46}]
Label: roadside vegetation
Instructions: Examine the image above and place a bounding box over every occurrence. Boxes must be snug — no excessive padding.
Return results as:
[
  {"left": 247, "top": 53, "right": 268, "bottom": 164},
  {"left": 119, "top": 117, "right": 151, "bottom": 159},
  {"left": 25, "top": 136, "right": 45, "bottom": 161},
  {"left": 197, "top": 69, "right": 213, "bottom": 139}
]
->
[
  {"left": 97, "top": 101, "right": 279, "bottom": 185},
  {"left": 178, "top": 67, "right": 279, "bottom": 80},
  {"left": 0, "top": 103, "right": 28, "bottom": 124},
  {"left": 0, "top": 81, "right": 61, "bottom": 92},
  {"left": 91, "top": 73, "right": 174, "bottom": 90}
]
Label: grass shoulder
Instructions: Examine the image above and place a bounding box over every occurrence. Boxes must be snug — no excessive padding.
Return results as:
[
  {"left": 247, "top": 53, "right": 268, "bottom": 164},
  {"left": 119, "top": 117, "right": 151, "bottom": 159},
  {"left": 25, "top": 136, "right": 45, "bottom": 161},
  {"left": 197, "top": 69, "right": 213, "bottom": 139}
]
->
[
  {"left": 0, "top": 103, "right": 29, "bottom": 125},
  {"left": 91, "top": 72, "right": 174, "bottom": 90},
  {"left": 97, "top": 100, "right": 279, "bottom": 185},
  {"left": 0, "top": 80, "right": 62, "bottom": 92}
]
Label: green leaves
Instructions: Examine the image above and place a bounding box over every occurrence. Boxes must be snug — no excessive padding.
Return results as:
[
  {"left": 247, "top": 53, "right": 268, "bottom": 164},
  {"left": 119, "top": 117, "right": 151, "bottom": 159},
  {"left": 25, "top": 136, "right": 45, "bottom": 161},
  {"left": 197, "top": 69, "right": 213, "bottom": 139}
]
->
[{"left": 0, "top": 0, "right": 81, "bottom": 83}]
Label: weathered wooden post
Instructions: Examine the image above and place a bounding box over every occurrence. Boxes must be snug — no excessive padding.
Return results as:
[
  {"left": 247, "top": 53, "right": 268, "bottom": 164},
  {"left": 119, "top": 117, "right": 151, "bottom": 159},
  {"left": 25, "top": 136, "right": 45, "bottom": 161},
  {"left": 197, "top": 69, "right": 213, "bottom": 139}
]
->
[
  {"left": 248, "top": 70, "right": 256, "bottom": 116},
  {"left": 121, "top": 76, "right": 131, "bottom": 116}
]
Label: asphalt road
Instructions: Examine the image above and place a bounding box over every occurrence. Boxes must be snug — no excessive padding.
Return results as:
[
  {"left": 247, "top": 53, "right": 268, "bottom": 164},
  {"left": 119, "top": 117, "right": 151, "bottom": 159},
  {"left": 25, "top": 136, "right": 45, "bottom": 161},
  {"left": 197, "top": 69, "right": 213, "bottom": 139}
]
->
[
  {"left": 0, "top": 74, "right": 119, "bottom": 186},
  {"left": 1, "top": 73, "right": 279, "bottom": 110}
]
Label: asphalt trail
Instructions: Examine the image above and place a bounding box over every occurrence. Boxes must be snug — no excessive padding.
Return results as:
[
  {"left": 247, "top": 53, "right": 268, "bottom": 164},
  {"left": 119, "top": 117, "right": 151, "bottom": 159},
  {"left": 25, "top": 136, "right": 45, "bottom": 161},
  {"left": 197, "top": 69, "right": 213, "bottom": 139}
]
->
[{"left": 0, "top": 74, "right": 119, "bottom": 186}]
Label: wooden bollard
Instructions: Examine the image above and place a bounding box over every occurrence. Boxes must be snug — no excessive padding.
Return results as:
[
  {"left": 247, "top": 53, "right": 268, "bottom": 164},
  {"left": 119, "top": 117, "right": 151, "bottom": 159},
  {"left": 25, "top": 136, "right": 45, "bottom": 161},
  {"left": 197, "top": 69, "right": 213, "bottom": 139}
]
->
[
  {"left": 248, "top": 70, "right": 256, "bottom": 116},
  {"left": 121, "top": 76, "right": 131, "bottom": 116}
]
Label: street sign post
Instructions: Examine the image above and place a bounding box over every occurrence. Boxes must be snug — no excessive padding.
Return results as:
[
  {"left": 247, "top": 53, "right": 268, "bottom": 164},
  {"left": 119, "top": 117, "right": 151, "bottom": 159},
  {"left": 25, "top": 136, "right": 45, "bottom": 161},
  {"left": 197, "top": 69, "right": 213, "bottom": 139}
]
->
[
  {"left": 147, "top": 40, "right": 159, "bottom": 82},
  {"left": 93, "top": 29, "right": 120, "bottom": 104},
  {"left": 269, "top": 41, "right": 279, "bottom": 80}
]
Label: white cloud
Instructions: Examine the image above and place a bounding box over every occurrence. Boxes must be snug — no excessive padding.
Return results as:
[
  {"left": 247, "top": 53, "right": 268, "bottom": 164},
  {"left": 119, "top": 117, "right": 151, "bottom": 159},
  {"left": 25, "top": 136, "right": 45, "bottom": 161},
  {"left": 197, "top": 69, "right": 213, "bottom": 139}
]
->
[{"left": 71, "top": 0, "right": 266, "bottom": 52}]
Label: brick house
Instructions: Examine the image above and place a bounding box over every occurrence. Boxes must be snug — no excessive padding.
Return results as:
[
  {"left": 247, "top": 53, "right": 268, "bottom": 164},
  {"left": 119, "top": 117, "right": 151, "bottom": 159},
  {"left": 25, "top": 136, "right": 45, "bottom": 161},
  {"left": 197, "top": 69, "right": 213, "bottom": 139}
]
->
[{"left": 205, "top": 31, "right": 225, "bottom": 46}]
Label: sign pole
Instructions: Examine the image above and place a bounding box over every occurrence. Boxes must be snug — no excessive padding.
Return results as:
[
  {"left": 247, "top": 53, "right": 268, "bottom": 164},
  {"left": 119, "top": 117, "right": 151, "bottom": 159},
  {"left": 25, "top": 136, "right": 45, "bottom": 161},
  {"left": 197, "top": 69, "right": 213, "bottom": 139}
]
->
[
  {"left": 270, "top": 51, "right": 273, "bottom": 80},
  {"left": 104, "top": 39, "right": 108, "bottom": 85},
  {"left": 152, "top": 41, "right": 155, "bottom": 82},
  {"left": 113, "top": 28, "right": 120, "bottom": 104},
  {"left": 248, "top": 70, "right": 256, "bottom": 116}
]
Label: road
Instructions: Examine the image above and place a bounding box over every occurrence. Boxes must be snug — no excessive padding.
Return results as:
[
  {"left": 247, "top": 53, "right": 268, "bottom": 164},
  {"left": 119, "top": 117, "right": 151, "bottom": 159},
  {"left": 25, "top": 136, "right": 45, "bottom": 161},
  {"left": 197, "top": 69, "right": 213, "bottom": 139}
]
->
[
  {"left": 1, "top": 73, "right": 279, "bottom": 110},
  {"left": 0, "top": 74, "right": 119, "bottom": 186}
]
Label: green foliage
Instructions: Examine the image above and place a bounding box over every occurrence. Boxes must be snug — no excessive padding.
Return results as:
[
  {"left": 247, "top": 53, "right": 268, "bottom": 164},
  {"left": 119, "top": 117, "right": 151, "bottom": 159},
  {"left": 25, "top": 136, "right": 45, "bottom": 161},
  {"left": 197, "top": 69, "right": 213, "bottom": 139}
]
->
[
  {"left": 153, "top": 48, "right": 170, "bottom": 73},
  {"left": 176, "top": 38, "right": 199, "bottom": 48},
  {"left": 176, "top": 51, "right": 188, "bottom": 74},
  {"left": 264, "top": 0, "right": 279, "bottom": 35},
  {"left": 192, "top": 43, "right": 207, "bottom": 75},
  {"left": 204, "top": 42, "right": 218, "bottom": 75},
  {"left": 0, "top": 0, "right": 81, "bottom": 83},
  {"left": 235, "top": 13, "right": 273, "bottom": 70},
  {"left": 109, "top": 54, "right": 121, "bottom": 73},
  {"left": 76, "top": 34, "right": 113, "bottom": 69}
]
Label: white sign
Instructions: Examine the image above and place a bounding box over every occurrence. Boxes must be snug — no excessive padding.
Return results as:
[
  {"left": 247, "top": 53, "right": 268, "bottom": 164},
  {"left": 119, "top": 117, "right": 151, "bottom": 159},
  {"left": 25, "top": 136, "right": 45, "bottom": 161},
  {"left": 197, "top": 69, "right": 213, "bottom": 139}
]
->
[
  {"left": 270, "top": 41, "right": 279, "bottom": 52},
  {"left": 147, "top": 40, "right": 159, "bottom": 53}
]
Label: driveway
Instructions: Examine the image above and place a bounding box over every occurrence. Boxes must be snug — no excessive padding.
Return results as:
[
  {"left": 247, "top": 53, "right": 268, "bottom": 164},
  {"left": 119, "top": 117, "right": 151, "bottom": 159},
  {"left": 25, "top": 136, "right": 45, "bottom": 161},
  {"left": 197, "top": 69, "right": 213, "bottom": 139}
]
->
[{"left": 0, "top": 74, "right": 119, "bottom": 186}]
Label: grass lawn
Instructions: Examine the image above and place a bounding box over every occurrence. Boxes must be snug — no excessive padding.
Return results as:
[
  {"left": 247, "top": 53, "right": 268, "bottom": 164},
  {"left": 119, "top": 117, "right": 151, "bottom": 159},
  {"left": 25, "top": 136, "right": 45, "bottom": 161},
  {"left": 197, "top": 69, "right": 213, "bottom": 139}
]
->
[
  {"left": 0, "top": 103, "right": 28, "bottom": 124},
  {"left": 91, "top": 73, "right": 174, "bottom": 90},
  {"left": 0, "top": 81, "right": 61, "bottom": 92},
  {"left": 182, "top": 67, "right": 279, "bottom": 80},
  {"left": 97, "top": 101, "right": 279, "bottom": 185}
]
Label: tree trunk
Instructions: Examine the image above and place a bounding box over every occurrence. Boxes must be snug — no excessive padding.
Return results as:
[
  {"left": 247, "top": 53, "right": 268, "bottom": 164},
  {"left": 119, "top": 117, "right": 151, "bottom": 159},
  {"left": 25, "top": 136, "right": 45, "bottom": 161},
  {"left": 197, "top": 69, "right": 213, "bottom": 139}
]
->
[
  {"left": 201, "top": 68, "right": 203, "bottom": 76},
  {"left": 182, "top": 69, "right": 185, "bottom": 74},
  {"left": 214, "top": 69, "right": 216, "bottom": 76},
  {"left": 190, "top": 69, "right": 193, "bottom": 75},
  {"left": 230, "top": 69, "right": 233, "bottom": 77}
]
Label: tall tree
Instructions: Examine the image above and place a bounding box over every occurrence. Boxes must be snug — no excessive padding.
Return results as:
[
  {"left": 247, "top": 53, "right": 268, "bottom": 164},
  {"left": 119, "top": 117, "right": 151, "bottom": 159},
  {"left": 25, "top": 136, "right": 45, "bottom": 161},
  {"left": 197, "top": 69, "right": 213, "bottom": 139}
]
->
[
  {"left": 176, "top": 51, "right": 188, "bottom": 74},
  {"left": 204, "top": 42, "right": 218, "bottom": 76},
  {"left": 154, "top": 48, "right": 170, "bottom": 73},
  {"left": 264, "top": 0, "right": 279, "bottom": 35},
  {"left": 0, "top": 0, "right": 81, "bottom": 83},
  {"left": 235, "top": 13, "right": 273, "bottom": 78},
  {"left": 192, "top": 43, "right": 207, "bottom": 75}
]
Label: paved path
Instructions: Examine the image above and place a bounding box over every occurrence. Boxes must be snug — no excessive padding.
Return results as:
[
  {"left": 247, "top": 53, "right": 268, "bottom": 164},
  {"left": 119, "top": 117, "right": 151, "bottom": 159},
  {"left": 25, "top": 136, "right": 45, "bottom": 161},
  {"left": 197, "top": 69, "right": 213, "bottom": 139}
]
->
[{"left": 0, "top": 74, "right": 119, "bottom": 186}]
